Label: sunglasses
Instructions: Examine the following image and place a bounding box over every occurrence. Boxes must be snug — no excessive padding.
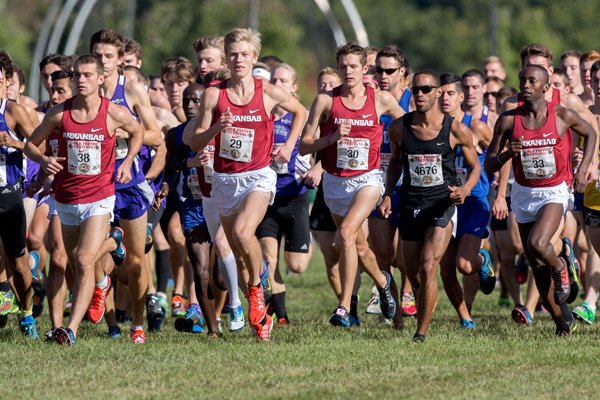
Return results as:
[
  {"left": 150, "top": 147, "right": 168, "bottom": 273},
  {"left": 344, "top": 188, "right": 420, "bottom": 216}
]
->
[
  {"left": 375, "top": 66, "right": 400, "bottom": 75},
  {"left": 411, "top": 85, "right": 439, "bottom": 94},
  {"left": 485, "top": 91, "right": 500, "bottom": 97}
]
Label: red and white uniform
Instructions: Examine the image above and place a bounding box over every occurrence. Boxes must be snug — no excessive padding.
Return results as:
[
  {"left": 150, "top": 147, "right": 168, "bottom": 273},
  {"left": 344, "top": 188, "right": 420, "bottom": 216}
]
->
[
  {"left": 319, "top": 85, "right": 382, "bottom": 177},
  {"left": 53, "top": 97, "right": 116, "bottom": 204},
  {"left": 212, "top": 78, "right": 274, "bottom": 173},
  {"left": 512, "top": 101, "right": 572, "bottom": 188}
]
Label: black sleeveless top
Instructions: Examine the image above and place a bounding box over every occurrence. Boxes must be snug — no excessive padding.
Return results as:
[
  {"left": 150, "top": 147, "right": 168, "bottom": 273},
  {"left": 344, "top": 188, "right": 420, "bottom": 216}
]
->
[{"left": 400, "top": 113, "right": 456, "bottom": 209}]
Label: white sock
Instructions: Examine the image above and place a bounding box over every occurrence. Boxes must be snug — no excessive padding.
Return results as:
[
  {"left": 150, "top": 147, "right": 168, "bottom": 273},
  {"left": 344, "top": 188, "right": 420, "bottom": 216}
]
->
[
  {"left": 96, "top": 274, "right": 108, "bottom": 289},
  {"left": 218, "top": 252, "right": 241, "bottom": 308}
]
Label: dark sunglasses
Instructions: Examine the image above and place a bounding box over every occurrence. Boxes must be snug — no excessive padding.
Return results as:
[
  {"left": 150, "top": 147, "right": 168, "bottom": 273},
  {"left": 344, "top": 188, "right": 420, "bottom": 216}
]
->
[
  {"left": 375, "top": 66, "right": 400, "bottom": 75},
  {"left": 485, "top": 91, "right": 500, "bottom": 97},
  {"left": 411, "top": 85, "right": 439, "bottom": 94}
]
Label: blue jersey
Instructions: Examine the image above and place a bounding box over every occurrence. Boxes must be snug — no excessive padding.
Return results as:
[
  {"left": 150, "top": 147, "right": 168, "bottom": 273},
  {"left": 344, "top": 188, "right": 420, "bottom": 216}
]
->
[
  {"left": 110, "top": 75, "right": 146, "bottom": 189},
  {"left": 456, "top": 113, "right": 488, "bottom": 198},
  {"left": 379, "top": 92, "right": 410, "bottom": 180},
  {"left": 399, "top": 89, "right": 412, "bottom": 113},
  {"left": 0, "top": 99, "right": 24, "bottom": 187},
  {"left": 271, "top": 112, "right": 309, "bottom": 196}
]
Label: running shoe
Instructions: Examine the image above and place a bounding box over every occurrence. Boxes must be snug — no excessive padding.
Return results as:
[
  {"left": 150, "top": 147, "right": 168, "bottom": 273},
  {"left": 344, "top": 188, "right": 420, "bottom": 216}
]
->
[
  {"left": 0, "top": 288, "right": 15, "bottom": 315},
  {"left": 511, "top": 305, "right": 533, "bottom": 325},
  {"left": 19, "top": 315, "right": 39, "bottom": 339},
  {"left": 107, "top": 326, "right": 122, "bottom": 339},
  {"left": 157, "top": 293, "right": 169, "bottom": 314},
  {"left": 413, "top": 333, "right": 426, "bottom": 343},
  {"left": 109, "top": 226, "right": 127, "bottom": 266},
  {"left": 130, "top": 329, "right": 146, "bottom": 344},
  {"left": 229, "top": 304, "right": 245, "bottom": 332},
  {"left": 402, "top": 292, "right": 417, "bottom": 316},
  {"left": 30, "top": 250, "right": 46, "bottom": 318},
  {"left": 174, "top": 306, "right": 205, "bottom": 333},
  {"left": 251, "top": 314, "right": 273, "bottom": 342},
  {"left": 146, "top": 293, "right": 165, "bottom": 332},
  {"left": 478, "top": 249, "right": 496, "bottom": 295},
  {"left": 87, "top": 276, "right": 111, "bottom": 324},
  {"left": 329, "top": 306, "right": 351, "bottom": 328},
  {"left": 561, "top": 238, "right": 580, "bottom": 304},
  {"left": 460, "top": 319, "right": 476, "bottom": 329},
  {"left": 260, "top": 261, "right": 272, "bottom": 304},
  {"left": 144, "top": 224, "right": 154, "bottom": 254},
  {"left": 572, "top": 301, "right": 596, "bottom": 324},
  {"left": 515, "top": 254, "right": 529, "bottom": 285},
  {"left": 277, "top": 316, "right": 290, "bottom": 326},
  {"left": 54, "top": 327, "right": 75, "bottom": 347},
  {"left": 498, "top": 296, "right": 511, "bottom": 308},
  {"left": 365, "top": 285, "right": 381, "bottom": 315},
  {"left": 377, "top": 271, "right": 397, "bottom": 319},
  {"left": 248, "top": 284, "right": 266, "bottom": 327},
  {"left": 349, "top": 314, "right": 361, "bottom": 327},
  {"left": 171, "top": 294, "right": 187, "bottom": 317},
  {"left": 44, "top": 328, "right": 56, "bottom": 342},
  {"left": 552, "top": 263, "right": 570, "bottom": 305}
]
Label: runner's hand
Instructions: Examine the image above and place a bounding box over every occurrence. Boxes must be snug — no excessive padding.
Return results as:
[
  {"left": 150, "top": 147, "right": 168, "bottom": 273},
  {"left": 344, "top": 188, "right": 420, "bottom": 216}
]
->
[
  {"left": 492, "top": 195, "right": 508, "bottom": 220},
  {"left": 41, "top": 156, "right": 65, "bottom": 175},
  {"left": 218, "top": 107, "right": 234, "bottom": 130},
  {"left": 448, "top": 185, "right": 468, "bottom": 204},
  {"left": 509, "top": 136, "right": 523, "bottom": 156},
  {"left": 302, "top": 166, "right": 322, "bottom": 187},
  {"left": 377, "top": 195, "right": 392, "bottom": 218},
  {"left": 272, "top": 143, "right": 292, "bottom": 164},
  {"left": 116, "top": 163, "right": 132, "bottom": 184},
  {"left": 153, "top": 184, "right": 168, "bottom": 210}
]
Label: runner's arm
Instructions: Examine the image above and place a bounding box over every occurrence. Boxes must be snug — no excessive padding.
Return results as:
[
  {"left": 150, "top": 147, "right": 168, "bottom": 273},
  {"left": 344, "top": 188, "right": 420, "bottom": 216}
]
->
[
  {"left": 378, "top": 118, "right": 404, "bottom": 218},
  {"left": 183, "top": 87, "right": 224, "bottom": 152},
  {"left": 129, "top": 82, "right": 163, "bottom": 148},
  {"left": 298, "top": 94, "right": 334, "bottom": 155},
  {"left": 24, "top": 106, "right": 64, "bottom": 175},
  {"left": 484, "top": 113, "right": 515, "bottom": 174},
  {"left": 449, "top": 121, "right": 481, "bottom": 203}
]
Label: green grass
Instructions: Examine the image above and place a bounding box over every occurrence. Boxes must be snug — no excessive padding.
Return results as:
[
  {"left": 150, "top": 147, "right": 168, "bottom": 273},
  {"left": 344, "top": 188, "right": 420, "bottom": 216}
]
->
[{"left": 2, "top": 250, "right": 600, "bottom": 399}]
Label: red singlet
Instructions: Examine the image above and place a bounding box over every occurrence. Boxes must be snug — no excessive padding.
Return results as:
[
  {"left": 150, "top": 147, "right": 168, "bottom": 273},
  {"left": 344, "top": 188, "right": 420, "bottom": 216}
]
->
[
  {"left": 212, "top": 78, "right": 274, "bottom": 173},
  {"left": 319, "top": 85, "right": 382, "bottom": 177},
  {"left": 54, "top": 97, "right": 116, "bottom": 204}
]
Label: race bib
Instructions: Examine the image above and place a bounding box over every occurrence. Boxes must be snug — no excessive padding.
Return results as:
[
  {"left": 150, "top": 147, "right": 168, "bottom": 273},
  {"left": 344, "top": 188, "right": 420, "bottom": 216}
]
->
[
  {"left": 521, "top": 147, "right": 556, "bottom": 180},
  {"left": 380, "top": 152, "right": 391, "bottom": 173},
  {"left": 408, "top": 154, "right": 443, "bottom": 187},
  {"left": 49, "top": 139, "right": 59, "bottom": 157},
  {"left": 187, "top": 168, "right": 203, "bottom": 200},
  {"left": 67, "top": 140, "right": 101, "bottom": 175},
  {"left": 220, "top": 127, "right": 254, "bottom": 162},
  {"left": 203, "top": 145, "right": 215, "bottom": 184},
  {"left": 270, "top": 143, "right": 289, "bottom": 174},
  {"left": 115, "top": 138, "right": 128, "bottom": 160},
  {"left": 337, "top": 137, "right": 370, "bottom": 170},
  {"left": 0, "top": 154, "right": 6, "bottom": 186},
  {"left": 455, "top": 167, "right": 468, "bottom": 187}
]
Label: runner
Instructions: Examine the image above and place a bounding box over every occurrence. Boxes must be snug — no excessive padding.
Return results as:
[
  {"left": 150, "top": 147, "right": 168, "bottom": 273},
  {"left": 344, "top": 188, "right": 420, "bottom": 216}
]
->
[
  {"left": 257, "top": 63, "right": 312, "bottom": 325},
  {"left": 483, "top": 56, "right": 507, "bottom": 81},
  {"left": 486, "top": 64, "right": 596, "bottom": 336},
  {"left": 184, "top": 28, "right": 306, "bottom": 341},
  {"left": 300, "top": 42, "right": 403, "bottom": 328},
  {"left": 437, "top": 72, "right": 494, "bottom": 327},
  {"left": 559, "top": 51, "right": 583, "bottom": 95},
  {"left": 380, "top": 70, "right": 481, "bottom": 341},
  {"left": 24, "top": 54, "right": 144, "bottom": 345},
  {"left": 193, "top": 35, "right": 227, "bottom": 83},
  {"left": 0, "top": 51, "right": 37, "bottom": 338},
  {"left": 90, "top": 29, "right": 163, "bottom": 343}
]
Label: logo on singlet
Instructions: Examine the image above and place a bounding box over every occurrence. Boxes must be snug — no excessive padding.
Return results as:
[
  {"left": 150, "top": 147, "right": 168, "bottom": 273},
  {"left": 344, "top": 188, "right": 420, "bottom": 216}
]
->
[
  {"left": 232, "top": 115, "right": 262, "bottom": 122},
  {"left": 334, "top": 117, "right": 374, "bottom": 127},
  {"left": 521, "top": 138, "right": 556, "bottom": 146},
  {"left": 112, "top": 98, "right": 125, "bottom": 105},
  {"left": 64, "top": 132, "right": 105, "bottom": 141}
]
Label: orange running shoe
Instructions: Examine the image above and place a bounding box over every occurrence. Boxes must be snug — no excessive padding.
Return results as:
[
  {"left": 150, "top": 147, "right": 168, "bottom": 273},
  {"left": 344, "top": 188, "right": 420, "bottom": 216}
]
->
[
  {"left": 131, "top": 329, "right": 145, "bottom": 344},
  {"left": 87, "top": 276, "right": 111, "bottom": 324},
  {"left": 171, "top": 294, "right": 187, "bottom": 317},
  {"left": 248, "top": 284, "right": 266, "bottom": 327},
  {"left": 251, "top": 314, "right": 273, "bottom": 342}
]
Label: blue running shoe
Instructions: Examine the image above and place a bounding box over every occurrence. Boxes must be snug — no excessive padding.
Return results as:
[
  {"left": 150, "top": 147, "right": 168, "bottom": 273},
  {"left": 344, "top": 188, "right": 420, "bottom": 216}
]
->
[
  {"left": 479, "top": 249, "right": 496, "bottom": 295},
  {"left": 174, "top": 306, "right": 205, "bottom": 333},
  {"left": 260, "top": 261, "right": 272, "bottom": 304},
  {"left": 512, "top": 305, "right": 533, "bottom": 325},
  {"left": 377, "top": 271, "right": 397, "bottom": 319},
  {"left": 349, "top": 314, "right": 361, "bottom": 327},
  {"left": 31, "top": 251, "right": 46, "bottom": 318},
  {"left": 107, "top": 326, "right": 122, "bottom": 339},
  {"left": 54, "top": 327, "right": 75, "bottom": 347},
  {"left": 460, "top": 319, "right": 476, "bottom": 329},
  {"left": 229, "top": 304, "right": 245, "bottom": 332},
  {"left": 110, "top": 227, "right": 126, "bottom": 266},
  {"left": 20, "top": 315, "right": 39, "bottom": 339},
  {"left": 561, "top": 238, "right": 580, "bottom": 304},
  {"left": 330, "top": 306, "right": 351, "bottom": 328}
]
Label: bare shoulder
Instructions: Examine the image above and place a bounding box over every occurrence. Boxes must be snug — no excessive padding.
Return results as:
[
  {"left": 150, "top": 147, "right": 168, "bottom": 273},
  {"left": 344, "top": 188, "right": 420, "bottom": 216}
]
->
[
  {"left": 560, "top": 92, "right": 586, "bottom": 111},
  {"left": 500, "top": 94, "right": 518, "bottom": 112},
  {"left": 107, "top": 102, "right": 133, "bottom": 121}
]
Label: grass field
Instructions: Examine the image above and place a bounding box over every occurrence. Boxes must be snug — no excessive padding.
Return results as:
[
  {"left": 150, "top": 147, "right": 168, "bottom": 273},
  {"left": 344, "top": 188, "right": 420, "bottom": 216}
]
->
[{"left": 2, "top": 249, "right": 600, "bottom": 400}]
